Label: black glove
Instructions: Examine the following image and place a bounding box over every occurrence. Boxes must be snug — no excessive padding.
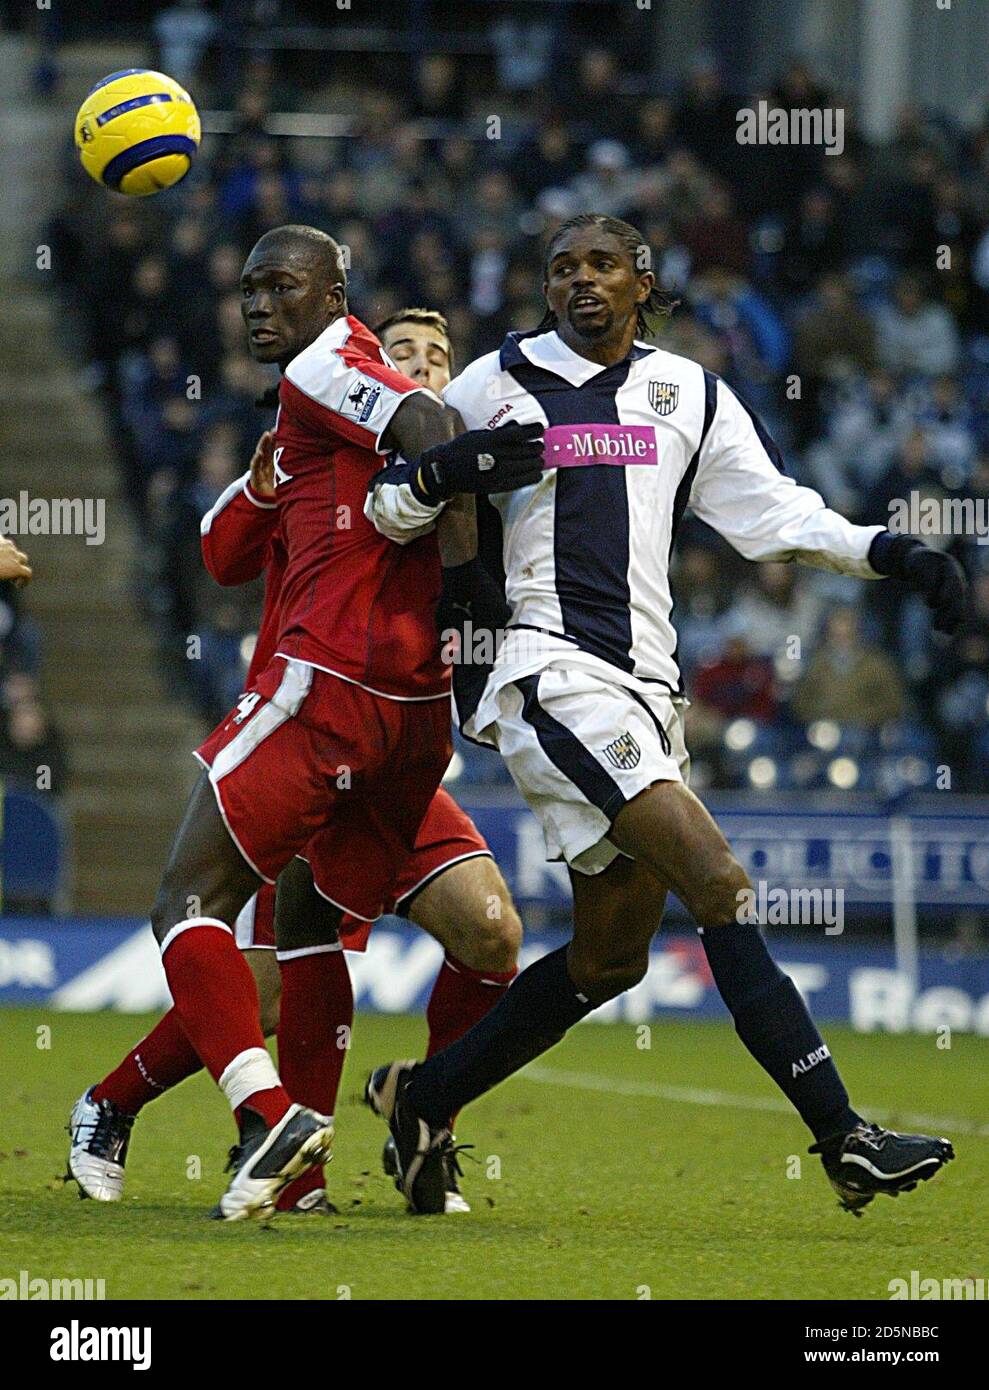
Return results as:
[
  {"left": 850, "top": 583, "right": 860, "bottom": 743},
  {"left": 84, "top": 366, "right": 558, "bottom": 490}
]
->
[
  {"left": 436, "top": 558, "right": 510, "bottom": 732},
  {"left": 435, "top": 557, "right": 511, "bottom": 639},
  {"left": 868, "top": 532, "right": 968, "bottom": 635},
  {"left": 413, "top": 422, "right": 544, "bottom": 503}
]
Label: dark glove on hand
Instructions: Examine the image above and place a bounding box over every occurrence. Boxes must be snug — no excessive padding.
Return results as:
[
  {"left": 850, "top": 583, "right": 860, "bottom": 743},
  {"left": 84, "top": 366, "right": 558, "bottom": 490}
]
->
[
  {"left": 414, "top": 422, "right": 544, "bottom": 503},
  {"left": 868, "top": 532, "right": 968, "bottom": 635},
  {"left": 435, "top": 557, "right": 512, "bottom": 639}
]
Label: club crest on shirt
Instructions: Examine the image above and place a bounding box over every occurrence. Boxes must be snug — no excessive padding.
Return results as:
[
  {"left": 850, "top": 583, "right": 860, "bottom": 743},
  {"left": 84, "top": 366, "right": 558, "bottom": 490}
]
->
[
  {"left": 602, "top": 731, "right": 641, "bottom": 770},
  {"left": 648, "top": 381, "right": 679, "bottom": 416}
]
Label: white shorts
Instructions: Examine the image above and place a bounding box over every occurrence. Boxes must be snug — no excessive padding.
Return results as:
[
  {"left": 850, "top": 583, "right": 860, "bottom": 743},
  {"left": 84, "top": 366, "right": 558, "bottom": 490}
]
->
[{"left": 487, "top": 662, "right": 690, "bottom": 875}]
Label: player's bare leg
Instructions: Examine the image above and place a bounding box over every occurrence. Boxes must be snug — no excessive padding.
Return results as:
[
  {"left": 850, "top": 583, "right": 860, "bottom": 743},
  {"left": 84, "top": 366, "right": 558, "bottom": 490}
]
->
[
  {"left": 246, "top": 949, "right": 282, "bottom": 1037},
  {"left": 409, "top": 855, "right": 521, "bottom": 976}
]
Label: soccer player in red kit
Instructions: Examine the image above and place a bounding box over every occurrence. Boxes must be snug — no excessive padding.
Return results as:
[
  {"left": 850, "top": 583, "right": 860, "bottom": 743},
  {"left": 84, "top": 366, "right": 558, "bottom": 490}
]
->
[
  {"left": 67, "top": 225, "right": 543, "bottom": 1221},
  {"left": 70, "top": 309, "right": 525, "bottom": 1216}
]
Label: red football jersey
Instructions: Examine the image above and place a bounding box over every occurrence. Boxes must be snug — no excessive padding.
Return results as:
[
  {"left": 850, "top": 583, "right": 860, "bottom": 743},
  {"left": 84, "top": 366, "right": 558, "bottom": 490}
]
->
[{"left": 271, "top": 314, "right": 449, "bottom": 701}]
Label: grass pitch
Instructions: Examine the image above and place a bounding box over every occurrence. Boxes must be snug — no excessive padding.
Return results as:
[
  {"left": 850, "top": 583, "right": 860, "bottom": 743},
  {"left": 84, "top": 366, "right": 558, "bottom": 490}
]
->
[{"left": 1, "top": 1009, "right": 985, "bottom": 1300}]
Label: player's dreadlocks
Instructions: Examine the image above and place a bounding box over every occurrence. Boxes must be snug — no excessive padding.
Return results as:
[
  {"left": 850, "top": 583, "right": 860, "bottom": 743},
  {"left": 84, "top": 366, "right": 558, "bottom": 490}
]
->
[{"left": 536, "top": 213, "right": 675, "bottom": 338}]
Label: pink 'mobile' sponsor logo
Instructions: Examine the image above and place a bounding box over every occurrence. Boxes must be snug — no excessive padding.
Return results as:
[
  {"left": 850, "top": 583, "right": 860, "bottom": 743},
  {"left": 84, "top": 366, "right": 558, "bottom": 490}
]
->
[{"left": 544, "top": 423, "right": 658, "bottom": 467}]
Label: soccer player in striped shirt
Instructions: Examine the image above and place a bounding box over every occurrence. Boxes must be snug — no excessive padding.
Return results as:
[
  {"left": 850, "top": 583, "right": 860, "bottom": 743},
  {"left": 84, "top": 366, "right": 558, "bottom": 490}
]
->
[{"left": 365, "top": 214, "right": 966, "bottom": 1216}]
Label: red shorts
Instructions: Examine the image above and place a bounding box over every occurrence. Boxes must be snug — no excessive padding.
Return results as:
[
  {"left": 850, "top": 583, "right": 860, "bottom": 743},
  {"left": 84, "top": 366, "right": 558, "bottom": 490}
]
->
[
  {"left": 197, "top": 656, "right": 451, "bottom": 922},
  {"left": 233, "top": 789, "right": 490, "bottom": 952}
]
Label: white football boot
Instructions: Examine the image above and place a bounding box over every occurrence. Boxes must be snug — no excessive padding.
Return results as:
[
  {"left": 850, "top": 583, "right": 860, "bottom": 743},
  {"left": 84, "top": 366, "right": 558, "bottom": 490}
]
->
[{"left": 67, "top": 1086, "right": 134, "bottom": 1201}]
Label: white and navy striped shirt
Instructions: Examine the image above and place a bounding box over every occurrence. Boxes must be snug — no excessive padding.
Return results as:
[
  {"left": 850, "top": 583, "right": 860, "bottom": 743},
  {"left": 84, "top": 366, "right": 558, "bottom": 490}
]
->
[{"left": 366, "top": 328, "right": 886, "bottom": 738}]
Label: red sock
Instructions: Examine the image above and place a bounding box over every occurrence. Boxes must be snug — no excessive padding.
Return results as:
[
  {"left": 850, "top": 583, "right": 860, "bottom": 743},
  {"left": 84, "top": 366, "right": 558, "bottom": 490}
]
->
[
  {"left": 426, "top": 952, "right": 518, "bottom": 1057},
  {"left": 275, "top": 946, "right": 353, "bottom": 1210},
  {"left": 93, "top": 1008, "right": 201, "bottom": 1116},
  {"left": 162, "top": 921, "right": 290, "bottom": 1129}
]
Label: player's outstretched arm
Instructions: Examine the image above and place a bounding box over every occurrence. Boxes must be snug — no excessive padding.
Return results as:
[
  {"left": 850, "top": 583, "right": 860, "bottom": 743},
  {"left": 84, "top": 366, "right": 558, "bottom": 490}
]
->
[
  {"left": 688, "top": 379, "right": 968, "bottom": 632},
  {"left": 0, "top": 536, "right": 32, "bottom": 586},
  {"left": 369, "top": 398, "right": 543, "bottom": 543},
  {"left": 200, "top": 431, "right": 280, "bottom": 586}
]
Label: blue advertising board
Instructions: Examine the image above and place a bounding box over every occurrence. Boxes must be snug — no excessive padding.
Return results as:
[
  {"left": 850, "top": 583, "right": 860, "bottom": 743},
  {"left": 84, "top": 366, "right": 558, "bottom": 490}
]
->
[
  {"left": 466, "top": 795, "right": 989, "bottom": 912},
  {"left": 2, "top": 916, "right": 988, "bottom": 1034}
]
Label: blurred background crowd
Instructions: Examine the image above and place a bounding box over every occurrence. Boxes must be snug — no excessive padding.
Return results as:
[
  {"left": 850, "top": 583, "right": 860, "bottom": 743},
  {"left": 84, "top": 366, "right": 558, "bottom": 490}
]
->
[{"left": 14, "top": 0, "right": 989, "bottom": 809}]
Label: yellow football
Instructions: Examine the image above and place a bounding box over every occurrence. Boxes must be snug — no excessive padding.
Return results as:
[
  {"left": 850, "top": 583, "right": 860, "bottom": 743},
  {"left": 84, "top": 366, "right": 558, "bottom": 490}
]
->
[{"left": 74, "top": 68, "right": 201, "bottom": 196}]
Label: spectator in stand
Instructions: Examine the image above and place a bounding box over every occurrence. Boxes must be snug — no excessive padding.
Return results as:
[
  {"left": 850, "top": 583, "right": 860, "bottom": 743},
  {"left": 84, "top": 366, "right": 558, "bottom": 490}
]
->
[
  {"left": 628, "top": 97, "right": 676, "bottom": 168},
  {"left": 460, "top": 169, "right": 520, "bottom": 247},
  {"left": 861, "top": 426, "right": 939, "bottom": 534},
  {"left": 322, "top": 168, "right": 364, "bottom": 227},
  {"left": 875, "top": 272, "right": 961, "bottom": 378},
  {"left": 793, "top": 271, "right": 878, "bottom": 443},
  {"left": 516, "top": 118, "right": 572, "bottom": 199},
  {"left": 796, "top": 272, "right": 878, "bottom": 384},
  {"left": 915, "top": 375, "right": 976, "bottom": 481},
  {"left": 935, "top": 569, "right": 989, "bottom": 792},
  {"left": 686, "top": 632, "right": 778, "bottom": 755},
  {"left": 779, "top": 187, "right": 848, "bottom": 296},
  {"left": 807, "top": 369, "right": 910, "bottom": 517},
  {"left": 731, "top": 562, "right": 827, "bottom": 668},
  {"left": 689, "top": 266, "right": 790, "bottom": 415},
  {"left": 83, "top": 211, "right": 146, "bottom": 375},
  {"left": 573, "top": 48, "right": 629, "bottom": 143},
  {"left": 670, "top": 538, "right": 744, "bottom": 678},
  {"left": 792, "top": 607, "right": 906, "bottom": 728},
  {"left": 770, "top": 58, "right": 833, "bottom": 182},
  {"left": 674, "top": 50, "right": 739, "bottom": 184},
  {"left": 377, "top": 177, "right": 455, "bottom": 285},
  {"left": 821, "top": 151, "right": 882, "bottom": 256},
  {"left": 119, "top": 335, "right": 200, "bottom": 485},
  {"left": 116, "top": 255, "right": 178, "bottom": 363},
  {"left": 491, "top": 14, "right": 554, "bottom": 92},
  {"left": 478, "top": 256, "right": 546, "bottom": 351},
  {"left": 411, "top": 54, "right": 466, "bottom": 122},
  {"left": 164, "top": 421, "right": 261, "bottom": 722},
  {"left": 683, "top": 179, "right": 751, "bottom": 278},
  {"left": 153, "top": 0, "right": 217, "bottom": 85},
  {"left": 569, "top": 141, "right": 639, "bottom": 221},
  {"left": 0, "top": 694, "right": 68, "bottom": 796}
]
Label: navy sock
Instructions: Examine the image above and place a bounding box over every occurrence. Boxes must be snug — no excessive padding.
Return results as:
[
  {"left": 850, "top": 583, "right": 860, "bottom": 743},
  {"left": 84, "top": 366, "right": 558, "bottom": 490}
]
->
[
  {"left": 406, "top": 945, "right": 594, "bottom": 1128},
  {"left": 700, "top": 923, "right": 860, "bottom": 1143}
]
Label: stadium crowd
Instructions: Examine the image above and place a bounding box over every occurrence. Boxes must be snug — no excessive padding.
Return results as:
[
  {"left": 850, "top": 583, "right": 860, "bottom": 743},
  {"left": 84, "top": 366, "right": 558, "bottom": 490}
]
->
[
  {"left": 46, "top": 30, "right": 989, "bottom": 795},
  {"left": 0, "top": 580, "right": 68, "bottom": 799}
]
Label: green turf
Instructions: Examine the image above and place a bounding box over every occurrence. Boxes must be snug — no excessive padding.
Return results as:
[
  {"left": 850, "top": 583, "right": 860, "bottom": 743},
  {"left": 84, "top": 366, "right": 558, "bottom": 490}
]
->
[{"left": 0, "top": 1009, "right": 985, "bottom": 1300}]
